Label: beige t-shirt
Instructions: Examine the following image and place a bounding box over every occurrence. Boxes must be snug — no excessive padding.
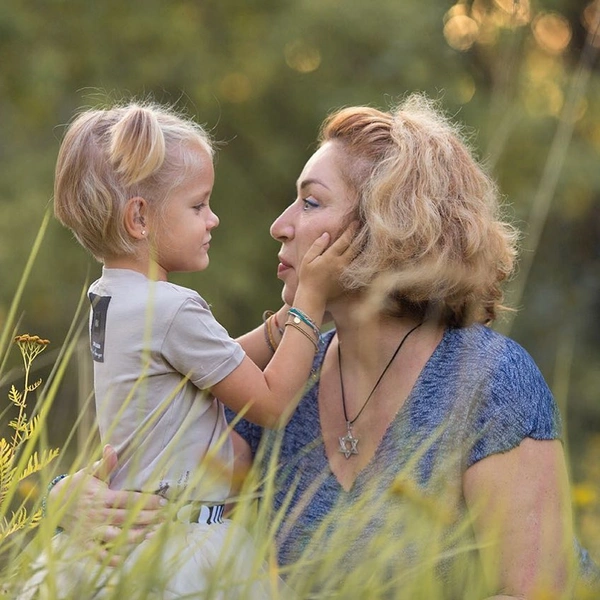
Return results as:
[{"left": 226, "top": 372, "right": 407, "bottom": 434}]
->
[{"left": 89, "top": 268, "right": 245, "bottom": 503}]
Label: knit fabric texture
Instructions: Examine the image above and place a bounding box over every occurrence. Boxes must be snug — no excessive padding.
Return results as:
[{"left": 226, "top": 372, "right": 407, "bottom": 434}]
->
[{"left": 229, "top": 324, "right": 597, "bottom": 588}]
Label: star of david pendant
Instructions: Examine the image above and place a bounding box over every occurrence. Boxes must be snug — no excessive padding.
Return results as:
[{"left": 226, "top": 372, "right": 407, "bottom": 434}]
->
[{"left": 338, "top": 422, "right": 359, "bottom": 459}]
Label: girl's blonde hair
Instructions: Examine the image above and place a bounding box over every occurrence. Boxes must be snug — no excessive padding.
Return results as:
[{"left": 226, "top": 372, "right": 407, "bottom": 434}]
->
[
  {"left": 54, "top": 101, "right": 213, "bottom": 260},
  {"left": 320, "top": 93, "right": 518, "bottom": 326}
]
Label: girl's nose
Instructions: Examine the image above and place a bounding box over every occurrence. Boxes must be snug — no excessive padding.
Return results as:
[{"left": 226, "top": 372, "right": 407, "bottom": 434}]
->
[{"left": 208, "top": 209, "right": 219, "bottom": 229}]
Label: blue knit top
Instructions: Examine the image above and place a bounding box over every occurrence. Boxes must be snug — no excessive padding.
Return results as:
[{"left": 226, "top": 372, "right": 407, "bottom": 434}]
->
[{"left": 229, "top": 324, "right": 596, "bottom": 587}]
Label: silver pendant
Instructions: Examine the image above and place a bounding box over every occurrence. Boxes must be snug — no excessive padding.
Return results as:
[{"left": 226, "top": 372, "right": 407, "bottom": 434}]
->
[{"left": 338, "top": 422, "right": 359, "bottom": 459}]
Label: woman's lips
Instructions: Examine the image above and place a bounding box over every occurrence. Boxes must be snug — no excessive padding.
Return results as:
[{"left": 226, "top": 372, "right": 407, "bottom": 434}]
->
[{"left": 277, "top": 258, "right": 292, "bottom": 277}]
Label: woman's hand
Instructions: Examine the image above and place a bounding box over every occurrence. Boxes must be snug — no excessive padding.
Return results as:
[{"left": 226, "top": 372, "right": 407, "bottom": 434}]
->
[{"left": 49, "top": 445, "right": 165, "bottom": 565}]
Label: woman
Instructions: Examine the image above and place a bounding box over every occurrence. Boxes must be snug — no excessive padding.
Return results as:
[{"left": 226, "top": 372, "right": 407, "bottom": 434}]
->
[{"left": 48, "top": 93, "right": 590, "bottom": 598}]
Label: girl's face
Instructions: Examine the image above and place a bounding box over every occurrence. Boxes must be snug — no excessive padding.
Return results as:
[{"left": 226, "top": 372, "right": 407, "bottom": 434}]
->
[
  {"left": 152, "top": 144, "right": 219, "bottom": 280},
  {"left": 270, "top": 141, "right": 354, "bottom": 305}
]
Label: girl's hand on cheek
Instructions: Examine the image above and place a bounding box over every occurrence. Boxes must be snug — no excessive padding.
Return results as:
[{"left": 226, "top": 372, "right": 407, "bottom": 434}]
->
[{"left": 298, "top": 221, "right": 358, "bottom": 300}]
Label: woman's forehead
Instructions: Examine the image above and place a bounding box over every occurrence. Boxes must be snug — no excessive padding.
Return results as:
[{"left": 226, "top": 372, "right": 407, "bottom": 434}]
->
[{"left": 297, "top": 142, "right": 346, "bottom": 188}]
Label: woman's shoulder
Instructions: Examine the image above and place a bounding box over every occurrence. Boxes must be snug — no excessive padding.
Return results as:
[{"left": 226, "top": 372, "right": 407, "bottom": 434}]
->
[
  {"left": 435, "top": 324, "right": 558, "bottom": 422},
  {"left": 445, "top": 325, "right": 562, "bottom": 461},
  {"left": 442, "top": 324, "right": 540, "bottom": 375}
]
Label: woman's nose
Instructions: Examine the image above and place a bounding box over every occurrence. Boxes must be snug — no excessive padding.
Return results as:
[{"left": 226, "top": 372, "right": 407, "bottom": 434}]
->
[{"left": 270, "top": 204, "right": 295, "bottom": 241}]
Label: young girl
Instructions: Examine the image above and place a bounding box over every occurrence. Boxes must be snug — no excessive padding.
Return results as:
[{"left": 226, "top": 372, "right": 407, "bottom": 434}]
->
[{"left": 20, "top": 101, "right": 352, "bottom": 599}]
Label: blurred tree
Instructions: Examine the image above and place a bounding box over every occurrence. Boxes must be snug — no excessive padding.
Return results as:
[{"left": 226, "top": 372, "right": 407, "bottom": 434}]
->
[{"left": 0, "top": 0, "right": 598, "bottom": 453}]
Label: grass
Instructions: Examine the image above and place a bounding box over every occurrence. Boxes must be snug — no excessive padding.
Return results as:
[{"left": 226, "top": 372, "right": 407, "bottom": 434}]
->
[
  {"left": 0, "top": 233, "right": 598, "bottom": 599},
  {"left": 1, "top": 68, "right": 600, "bottom": 593},
  {"left": 0, "top": 309, "right": 597, "bottom": 598}
]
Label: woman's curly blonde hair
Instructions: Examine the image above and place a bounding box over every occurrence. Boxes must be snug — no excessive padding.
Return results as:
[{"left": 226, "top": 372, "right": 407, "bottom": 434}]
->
[{"left": 320, "top": 93, "right": 519, "bottom": 327}]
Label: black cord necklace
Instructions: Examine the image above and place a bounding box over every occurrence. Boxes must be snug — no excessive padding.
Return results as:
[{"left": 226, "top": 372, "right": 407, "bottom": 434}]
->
[{"left": 337, "top": 321, "right": 423, "bottom": 459}]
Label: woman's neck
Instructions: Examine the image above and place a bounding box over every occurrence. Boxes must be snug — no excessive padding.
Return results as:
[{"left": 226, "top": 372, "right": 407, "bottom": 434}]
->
[{"left": 328, "top": 296, "right": 444, "bottom": 369}]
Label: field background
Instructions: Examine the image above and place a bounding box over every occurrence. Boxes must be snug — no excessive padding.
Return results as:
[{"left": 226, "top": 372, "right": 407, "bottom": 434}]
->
[{"left": 0, "top": 0, "right": 599, "bottom": 562}]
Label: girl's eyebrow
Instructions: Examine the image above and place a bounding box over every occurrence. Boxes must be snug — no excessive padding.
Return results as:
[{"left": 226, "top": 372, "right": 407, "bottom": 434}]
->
[
  {"left": 298, "top": 178, "right": 331, "bottom": 192},
  {"left": 194, "top": 189, "right": 212, "bottom": 201}
]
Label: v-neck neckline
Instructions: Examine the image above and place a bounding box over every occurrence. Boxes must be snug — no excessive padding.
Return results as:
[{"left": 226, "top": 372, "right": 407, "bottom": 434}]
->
[{"left": 315, "top": 328, "right": 448, "bottom": 494}]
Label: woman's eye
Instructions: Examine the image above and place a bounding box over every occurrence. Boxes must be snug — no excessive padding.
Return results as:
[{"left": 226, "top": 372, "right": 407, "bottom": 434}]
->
[{"left": 302, "top": 197, "right": 319, "bottom": 210}]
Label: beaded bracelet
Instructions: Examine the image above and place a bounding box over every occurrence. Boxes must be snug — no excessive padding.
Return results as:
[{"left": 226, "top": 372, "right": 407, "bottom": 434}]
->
[
  {"left": 262, "top": 311, "right": 281, "bottom": 353},
  {"left": 264, "top": 317, "right": 277, "bottom": 352},
  {"left": 284, "top": 320, "right": 320, "bottom": 352},
  {"left": 41, "top": 473, "right": 68, "bottom": 518},
  {"left": 287, "top": 307, "right": 320, "bottom": 338},
  {"left": 262, "top": 309, "right": 275, "bottom": 323},
  {"left": 263, "top": 310, "right": 284, "bottom": 336}
]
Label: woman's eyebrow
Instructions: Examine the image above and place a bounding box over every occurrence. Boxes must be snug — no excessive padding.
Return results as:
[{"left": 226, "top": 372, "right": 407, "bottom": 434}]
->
[{"left": 298, "top": 178, "right": 331, "bottom": 191}]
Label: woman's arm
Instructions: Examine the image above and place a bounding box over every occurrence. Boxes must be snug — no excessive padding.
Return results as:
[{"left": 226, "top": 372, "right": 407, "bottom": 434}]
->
[
  {"left": 463, "top": 438, "right": 576, "bottom": 599},
  {"left": 229, "top": 430, "right": 254, "bottom": 497}
]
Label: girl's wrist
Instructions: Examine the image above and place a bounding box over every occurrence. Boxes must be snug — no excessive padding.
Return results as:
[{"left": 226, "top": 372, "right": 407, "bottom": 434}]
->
[
  {"left": 290, "top": 289, "right": 325, "bottom": 326},
  {"left": 275, "top": 305, "right": 290, "bottom": 329}
]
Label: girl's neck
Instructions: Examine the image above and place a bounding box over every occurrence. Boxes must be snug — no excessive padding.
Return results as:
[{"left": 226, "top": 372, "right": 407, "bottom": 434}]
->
[{"left": 103, "top": 256, "right": 167, "bottom": 281}]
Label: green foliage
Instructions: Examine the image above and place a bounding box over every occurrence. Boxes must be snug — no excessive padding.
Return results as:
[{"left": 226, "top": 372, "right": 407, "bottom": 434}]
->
[
  {"left": 0, "top": 335, "right": 59, "bottom": 543},
  {"left": 0, "top": 1, "right": 598, "bottom": 595}
]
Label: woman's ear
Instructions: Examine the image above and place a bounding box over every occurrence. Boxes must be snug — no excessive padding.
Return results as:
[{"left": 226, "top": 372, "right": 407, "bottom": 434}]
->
[{"left": 124, "top": 196, "right": 148, "bottom": 240}]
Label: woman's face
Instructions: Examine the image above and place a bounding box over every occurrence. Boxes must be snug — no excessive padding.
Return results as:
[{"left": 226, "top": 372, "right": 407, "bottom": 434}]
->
[{"left": 270, "top": 141, "right": 354, "bottom": 305}]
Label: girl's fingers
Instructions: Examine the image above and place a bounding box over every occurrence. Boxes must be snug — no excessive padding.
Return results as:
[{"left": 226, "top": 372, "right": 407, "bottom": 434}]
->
[
  {"left": 326, "top": 221, "right": 359, "bottom": 256},
  {"left": 303, "top": 232, "right": 330, "bottom": 262},
  {"left": 86, "top": 524, "right": 152, "bottom": 566},
  {"left": 303, "top": 222, "right": 358, "bottom": 266}
]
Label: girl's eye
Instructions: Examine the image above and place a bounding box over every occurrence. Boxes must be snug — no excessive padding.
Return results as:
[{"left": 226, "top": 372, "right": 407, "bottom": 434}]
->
[
  {"left": 302, "top": 197, "right": 319, "bottom": 210},
  {"left": 193, "top": 203, "right": 205, "bottom": 212}
]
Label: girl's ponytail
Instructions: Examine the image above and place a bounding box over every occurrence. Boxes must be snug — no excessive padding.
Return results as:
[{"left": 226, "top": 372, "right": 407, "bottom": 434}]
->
[{"left": 109, "top": 105, "right": 165, "bottom": 186}]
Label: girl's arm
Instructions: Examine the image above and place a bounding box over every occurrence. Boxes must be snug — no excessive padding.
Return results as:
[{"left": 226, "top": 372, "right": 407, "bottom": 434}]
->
[
  {"left": 236, "top": 305, "right": 288, "bottom": 370},
  {"left": 211, "top": 228, "right": 353, "bottom": 429},
  {"left": 463, "top": 437, "right": 576, "bottom": 599}
]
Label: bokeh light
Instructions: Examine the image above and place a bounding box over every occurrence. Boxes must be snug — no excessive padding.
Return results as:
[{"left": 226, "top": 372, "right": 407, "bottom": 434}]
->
[
  {"left": 522, "top": 78, "right": 564, "bottom": 118},
  {"left": 218, "top": 72, "right": 253, "bottom": 103},
  {"left": 454, "top": 74, "right": 477, "bottom": 104},
  {"left": 493, "top": 0, "right": 531, "bottom": 27},
  {"left": 443, "top": 7, "right": 480, "bottom": 51},
  {"left": 284, "top": 40, "right": 322, "bottom": 73},
  {"left": 582, "top": 0, "right": 600, "bottom": 48},
  {"left": 532, "top": 12, "right": 572, "bottom": 55}
]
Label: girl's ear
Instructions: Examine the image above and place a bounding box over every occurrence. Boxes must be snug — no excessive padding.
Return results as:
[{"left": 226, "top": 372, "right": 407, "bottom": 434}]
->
[{"left": 124, "top": 196, "right": 148, "bottom": 240}]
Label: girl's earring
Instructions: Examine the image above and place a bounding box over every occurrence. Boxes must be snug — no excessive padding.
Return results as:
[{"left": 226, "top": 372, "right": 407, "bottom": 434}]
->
[{"left": 141, "top": 230, "right": 146, "bottom": 236}]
